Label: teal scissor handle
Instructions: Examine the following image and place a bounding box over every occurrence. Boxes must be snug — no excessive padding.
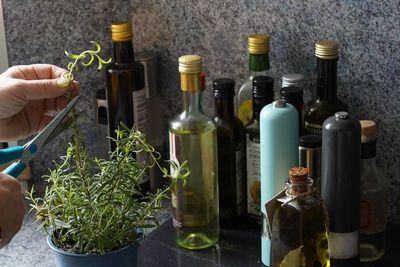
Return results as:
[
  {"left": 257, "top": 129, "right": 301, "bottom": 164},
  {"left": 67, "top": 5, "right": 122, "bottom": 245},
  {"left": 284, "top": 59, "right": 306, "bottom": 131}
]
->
[
  {"left": 0, "top": 146, "right": 26, "bottom": 177},
  {"left": 0, "top": 146, "right": 24, "bottom": 165},
  {"left": 3, "top": 161, "right": 27, "bottom": 177}
]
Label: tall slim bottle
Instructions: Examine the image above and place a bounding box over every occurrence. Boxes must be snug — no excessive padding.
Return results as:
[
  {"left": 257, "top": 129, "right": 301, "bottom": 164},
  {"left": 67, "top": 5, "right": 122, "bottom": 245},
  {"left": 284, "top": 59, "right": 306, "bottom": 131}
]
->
[
  {"left": 169, "top": 55, "right": 219, "bottom": 250},
  {"left": 213, "top": 78, "right": 246, "bottom": 226},
  {"left": 322, "top": 111, "right": 361, "bottom": 267},
  {"left": 359, "top": 120, "right": 389, "bottom": 263},
  {"left": 105, "top": 22, "right": 148, "bottom": 192},
  {"left": 304, "top": 40, "right": 348, "bottom": 135},
  {"left": 238, "top": 34, "right": 271, "bottom": 125},
  {"left": 245, "top": 76, "right": 274, "bottom": 226}
]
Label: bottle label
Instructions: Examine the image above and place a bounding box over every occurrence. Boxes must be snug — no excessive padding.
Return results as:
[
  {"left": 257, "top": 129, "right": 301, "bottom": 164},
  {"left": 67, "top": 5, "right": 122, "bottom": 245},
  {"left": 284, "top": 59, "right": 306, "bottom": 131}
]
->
[
  {"left": 236, "top": 147, "right": 245, "bottom": 215},
  {"left": 132, "top": 89, "right": 147, "bottom": 134},
  {"left": 246, "top": 134, "right": 261, "bottom": 219},
  {"left": 328, "top": 231, "right": 359, "bottom": 259},
  {"left": 169, "top": 132, "right": 183, "bottom": 230},
  {"left": 304, "top": 121, "right": 322, "bottom": 135}
]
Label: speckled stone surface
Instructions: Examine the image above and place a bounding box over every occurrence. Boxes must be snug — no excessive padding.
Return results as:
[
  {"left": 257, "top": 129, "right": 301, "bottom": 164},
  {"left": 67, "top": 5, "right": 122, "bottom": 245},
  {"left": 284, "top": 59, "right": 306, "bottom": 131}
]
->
[{"left": 2, "top": 0, "right": 400, "bottom": 226}]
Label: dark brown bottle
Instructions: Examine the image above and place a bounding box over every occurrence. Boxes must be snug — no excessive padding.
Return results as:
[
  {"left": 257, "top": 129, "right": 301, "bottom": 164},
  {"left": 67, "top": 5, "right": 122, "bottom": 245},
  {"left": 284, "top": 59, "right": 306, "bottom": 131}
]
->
[
  {"left": 105, "top": 22, "right": 149, "bottom": 192},
  {"left": 245, "top": 76, "right": 274, "bottom": 226},
  {"left": 213, "top": 78, "right": 246, "bottom": 227},
  {"left": 304, "top": 40, "right": 348, "bottom": 135}
]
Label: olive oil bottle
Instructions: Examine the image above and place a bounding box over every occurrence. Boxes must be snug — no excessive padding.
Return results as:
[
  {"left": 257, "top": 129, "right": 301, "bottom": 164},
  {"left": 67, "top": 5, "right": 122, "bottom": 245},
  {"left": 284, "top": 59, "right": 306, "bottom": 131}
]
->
[
  {"left": 271, "top": 167, "right": 329, "bottom": 267},
  {"left": 304, "top": 40, "right": 348, "bottom": 135},
  {"left": 213, "top": 78, "right": 246, "bottom": 226},
  {"left": 245, "top": 76, "right": 274, "bottom": 226},
  {"left": 238, "top": 34, "right": 271, "bottom": 125},
  {"left": 169, "top": 55, "right": 219, "bottom": 250}
]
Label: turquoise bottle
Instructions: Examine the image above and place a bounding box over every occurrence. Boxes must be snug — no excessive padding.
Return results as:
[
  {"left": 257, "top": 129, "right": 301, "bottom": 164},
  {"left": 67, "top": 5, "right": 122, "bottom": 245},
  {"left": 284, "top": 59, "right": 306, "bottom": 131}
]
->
[{"left": 260, "top": 99, "right": 298, "bottom": 266}]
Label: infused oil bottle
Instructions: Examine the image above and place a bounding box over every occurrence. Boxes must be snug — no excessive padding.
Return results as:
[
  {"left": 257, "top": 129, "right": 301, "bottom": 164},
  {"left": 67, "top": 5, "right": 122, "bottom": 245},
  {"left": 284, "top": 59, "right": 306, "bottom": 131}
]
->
[
  {"left": 238, "top": 34, "right": 271, "bottom": 125},
  {"left": 169, "top": 55, "right": 219, "bottom": 250},
  {"left": 304, "top": 40, "right": 348, "bottom": 135},
  {"left": 213, "top": 78, "right": 246, "bottom": 226},
  {"left": 271, "top": 167, "right": 330, "bottom": 267}
]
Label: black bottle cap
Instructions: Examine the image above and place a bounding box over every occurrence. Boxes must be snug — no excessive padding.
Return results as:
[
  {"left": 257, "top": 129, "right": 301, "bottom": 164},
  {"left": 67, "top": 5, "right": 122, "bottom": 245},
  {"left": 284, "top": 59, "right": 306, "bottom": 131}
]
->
[
  {"left": 280, "top": 87, "right": 303, "bottom": 102},
  {"left": 299, "top": 134, "right": 322, "bottom": 148},
  {"left": 252, "top": 76, "right": 274, "bottom": 99},
  {"left": 213, "top": 78, "right": 235, "bottom": 98}
]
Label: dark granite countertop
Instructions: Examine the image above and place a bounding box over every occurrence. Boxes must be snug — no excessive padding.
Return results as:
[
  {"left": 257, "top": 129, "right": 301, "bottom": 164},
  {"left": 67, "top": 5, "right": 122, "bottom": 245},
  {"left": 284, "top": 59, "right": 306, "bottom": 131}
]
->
[{"left": 138, "top": 220, "right": 400, "bottom": 267}]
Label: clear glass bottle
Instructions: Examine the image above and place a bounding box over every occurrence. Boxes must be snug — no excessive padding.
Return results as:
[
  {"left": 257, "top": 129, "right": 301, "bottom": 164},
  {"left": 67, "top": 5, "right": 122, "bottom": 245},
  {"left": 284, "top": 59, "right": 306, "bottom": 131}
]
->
[
  {"left": 359, "top": 120, "right": 389, "bottom": 263},
  {"left": 271, "top": 167, "right": 330, "bottom": 267},
  {"left": 245, "top": 76, "right": 274, "bottom": 226},
  {"left": 169, "top": 55, "right": 219, "bottom": 250},
  {"left": 238, "top": 34, "right": 271, "bottom": 126},
  {"left": 213, "top": 78, "right": 246, "bottom": 226},
  {"left": 304, "top": 40, "right": 348, "bottom": 135}
]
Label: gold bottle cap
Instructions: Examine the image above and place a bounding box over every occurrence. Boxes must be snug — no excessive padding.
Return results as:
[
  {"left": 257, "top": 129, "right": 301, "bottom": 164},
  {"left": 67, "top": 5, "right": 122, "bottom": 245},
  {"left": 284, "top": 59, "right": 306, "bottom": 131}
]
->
[
  {"left": 360, "top": 120, "right": 377, "bottom": 143},
  {"left": 248, "top": 34, "right": 270, "bottom": 54},
  {"left": 111, "top": 22, "right": 133, "bottom": 42},
  {"left": 178, "top": 55, "right": 202, "bottom": 74},
  {"left": 315, "top": 40, "right": 339, "bottom": 59}
]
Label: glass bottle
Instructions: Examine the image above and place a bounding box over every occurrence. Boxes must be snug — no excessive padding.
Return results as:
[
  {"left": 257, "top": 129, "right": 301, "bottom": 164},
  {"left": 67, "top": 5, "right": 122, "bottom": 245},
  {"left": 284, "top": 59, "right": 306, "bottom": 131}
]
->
[
  {"left": 271, "top": 167, "right": 330, "bottom": 267},
  {"left": 359, "top": 120, "right": 389, "bottom": 263},
  {"left": 105, "top": 22, "right": 149, "bottom": 192},
  {"left": 238, "top": 34, "right": 271, "bottom": 126},
  {"left": 245, "top": 75, "right": 274, "bottom": 226},
  {"left": 298, "top": 134, "right": 322, "bottom": 194},
  {"left": 304, "top": 40, "right": 348, "bottom": 135},
  {"left": 213, "top": 78, "right": 246, "bottom": 226},
  {"left": 169, "top": 55, "right": 219, "bottom": 250}
]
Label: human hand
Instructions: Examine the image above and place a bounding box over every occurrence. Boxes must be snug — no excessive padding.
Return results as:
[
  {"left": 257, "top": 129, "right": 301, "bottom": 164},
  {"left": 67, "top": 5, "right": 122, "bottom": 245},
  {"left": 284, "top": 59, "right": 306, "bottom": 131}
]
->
[
  {"left": 0, "top": 173, "right": 25, "bottom": 249},
  {"left": 0, "top": 64, "right": 79, "bottom": 141}
]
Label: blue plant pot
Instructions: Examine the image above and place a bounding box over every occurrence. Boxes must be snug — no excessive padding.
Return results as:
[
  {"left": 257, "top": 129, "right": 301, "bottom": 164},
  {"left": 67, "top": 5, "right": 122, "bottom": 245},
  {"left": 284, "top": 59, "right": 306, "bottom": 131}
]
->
[{"left": 47, "top": 235, "right": 141, "bottom": 267}]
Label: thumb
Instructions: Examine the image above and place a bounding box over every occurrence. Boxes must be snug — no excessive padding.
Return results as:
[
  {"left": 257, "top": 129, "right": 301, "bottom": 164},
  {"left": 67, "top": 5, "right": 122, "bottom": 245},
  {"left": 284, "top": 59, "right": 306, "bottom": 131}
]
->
[{"left": 16, "top": 77, "right": 72, "bottom": 100}]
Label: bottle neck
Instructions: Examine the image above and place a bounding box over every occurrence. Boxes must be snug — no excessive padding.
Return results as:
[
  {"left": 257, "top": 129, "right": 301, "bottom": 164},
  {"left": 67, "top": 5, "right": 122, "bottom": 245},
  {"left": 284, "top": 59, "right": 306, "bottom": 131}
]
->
[
  {"left": 286, "top": 178, "right": 313, "bottom": 197},
  {"left": 361, "top": 141, "right": 377, "bottom": 159},
  {"left": 249, "top": 53, "right": 270, "bottom": 73},
  {"left": 252, "top": 97, "right": 272, "bottom": 120},
  {"left": 316, "top": 57, "right": 337, "bottom": 100},
  {"left": 182, "top": 90, "right": 202, "bottom": 113},
  {"left": 214, "top": 97, "right": 234, "bottom": 119},
  {"left": 113, "top": 41, "right": 134, "bottom": 64}
]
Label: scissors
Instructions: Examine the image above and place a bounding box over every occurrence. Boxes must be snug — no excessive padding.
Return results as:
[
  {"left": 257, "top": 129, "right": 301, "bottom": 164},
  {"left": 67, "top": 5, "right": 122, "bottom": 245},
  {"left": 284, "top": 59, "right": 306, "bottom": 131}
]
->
[{"left": 0, "top": 96, "right": 80, "bottom": 178}]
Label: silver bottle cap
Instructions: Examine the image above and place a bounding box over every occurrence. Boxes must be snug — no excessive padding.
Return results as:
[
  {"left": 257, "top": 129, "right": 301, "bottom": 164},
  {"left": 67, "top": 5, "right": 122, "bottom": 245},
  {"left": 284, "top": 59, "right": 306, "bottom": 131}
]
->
[
  {"left": 282, "top": 74, "right": 305, "bottom": 88},
  {"left": 273, "top": 99, "right": 287, "bottom": 108},
  {"left": 335, "top": 111, "right": 349, "bottom": 120}
]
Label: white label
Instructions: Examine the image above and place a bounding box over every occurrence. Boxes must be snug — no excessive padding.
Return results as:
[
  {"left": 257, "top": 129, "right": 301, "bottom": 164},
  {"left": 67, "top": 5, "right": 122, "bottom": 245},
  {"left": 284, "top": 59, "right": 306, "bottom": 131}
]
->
[
  {"left": 328, "top": 231, "right": 359, "bottom": 259},
  {"left": 246, "top": 134, "right": 261, "bottom": 218},
  {"left": 132, "top": 89, "right": 147, "bottom": 134},
  {"left": 236, "top": 147, "right": 245, "bottom": 215}
]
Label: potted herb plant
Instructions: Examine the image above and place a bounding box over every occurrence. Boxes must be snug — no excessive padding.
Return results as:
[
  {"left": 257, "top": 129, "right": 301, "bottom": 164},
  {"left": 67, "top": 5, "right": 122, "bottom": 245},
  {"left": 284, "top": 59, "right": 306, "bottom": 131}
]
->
[{"left": 27, "top": 42, "right": 189, "bottom": 267}]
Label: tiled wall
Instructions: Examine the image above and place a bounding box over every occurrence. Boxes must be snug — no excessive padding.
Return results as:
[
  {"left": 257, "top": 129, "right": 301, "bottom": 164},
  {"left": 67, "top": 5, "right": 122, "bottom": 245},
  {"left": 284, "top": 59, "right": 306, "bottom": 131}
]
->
[{"left": 3, "top": 0, "right": 400, "bottom": 222}]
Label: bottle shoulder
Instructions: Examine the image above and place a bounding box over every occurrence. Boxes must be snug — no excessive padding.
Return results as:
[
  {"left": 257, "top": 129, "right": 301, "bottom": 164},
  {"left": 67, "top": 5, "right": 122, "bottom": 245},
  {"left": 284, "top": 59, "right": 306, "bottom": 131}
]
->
[
  {"left": 304, "top": 99, "right": 348, "bottom": 122},
  {"left": 170, "top": 111, "right": 216, "bottom": 135}
]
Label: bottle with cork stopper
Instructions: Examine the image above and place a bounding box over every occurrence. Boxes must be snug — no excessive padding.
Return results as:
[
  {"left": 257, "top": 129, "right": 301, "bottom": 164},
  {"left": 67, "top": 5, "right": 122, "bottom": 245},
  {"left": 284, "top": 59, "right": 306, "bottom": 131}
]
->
[
  {"left": 359, "top": 120, "right": 389, "bottom": 263},
  {"left": 271, "top": 167, "right": 329, "bottom": 267}
]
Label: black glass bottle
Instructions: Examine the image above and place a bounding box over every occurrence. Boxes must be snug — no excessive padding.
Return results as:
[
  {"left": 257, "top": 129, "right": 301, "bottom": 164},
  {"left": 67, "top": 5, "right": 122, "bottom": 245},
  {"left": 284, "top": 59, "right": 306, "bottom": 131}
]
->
[
  {"left": 213, "top": 78, "right": 246, "bottom": 227},
  {"left": 105, "top": 22, "right": 148, "bottom": 191},
  {"left": 304, "top": 40, "right": 348, "bottom": 135},
  {"left": 245, "top": 76, "right": 274, "bottom": 226}
]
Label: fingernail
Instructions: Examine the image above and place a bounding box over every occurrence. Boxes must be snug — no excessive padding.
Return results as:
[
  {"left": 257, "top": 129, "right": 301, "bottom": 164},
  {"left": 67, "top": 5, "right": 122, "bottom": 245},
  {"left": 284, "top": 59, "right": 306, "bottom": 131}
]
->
[{"left": 56, "top": 78, "right": 70, "bottom": 88}]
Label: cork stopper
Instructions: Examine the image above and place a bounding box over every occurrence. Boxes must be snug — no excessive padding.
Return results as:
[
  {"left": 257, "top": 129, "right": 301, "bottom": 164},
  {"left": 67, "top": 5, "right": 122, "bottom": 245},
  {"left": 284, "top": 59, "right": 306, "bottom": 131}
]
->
[
  {"left": 315, "top": 40, "right": 339, "bottom": 60},
  {"left": 248, "top": 34, "right": 270, "bottom": 54},
  {"left": 111, "top": 22, "right": 133, "bottom": 42},
  {"left": 179, "top": 55, "right": 202, "bottom": 74},
  {"left": 360, "top": 120, "right": 377, "bottom": 143},
  {"left": 289, "top": 167, "right": 309, "bottom": 184}
]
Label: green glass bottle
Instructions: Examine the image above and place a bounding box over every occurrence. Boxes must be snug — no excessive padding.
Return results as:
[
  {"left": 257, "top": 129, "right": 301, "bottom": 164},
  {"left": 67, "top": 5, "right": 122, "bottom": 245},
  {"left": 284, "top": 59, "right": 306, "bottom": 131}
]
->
[
  {"left": 238, "top": 34, "right": 271, "bottom": 126},
  {"left": 169, "top": 55, "right": 219, "bottom": 250},
  {"left": 304, "top": 40, "right": 348, "bottom": 135},
  {"left": 213, "top": 78, "right": 246, "bottom": 226},
  {"left": 245, "top": 75, "right": 274, "bottom": 226}
]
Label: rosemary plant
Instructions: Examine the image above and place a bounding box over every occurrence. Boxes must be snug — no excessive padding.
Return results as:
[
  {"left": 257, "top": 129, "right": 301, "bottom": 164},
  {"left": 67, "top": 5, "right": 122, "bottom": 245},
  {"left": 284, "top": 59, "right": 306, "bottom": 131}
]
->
[{"left": 27, "top": 42, "right": 189, "bottom": 254}]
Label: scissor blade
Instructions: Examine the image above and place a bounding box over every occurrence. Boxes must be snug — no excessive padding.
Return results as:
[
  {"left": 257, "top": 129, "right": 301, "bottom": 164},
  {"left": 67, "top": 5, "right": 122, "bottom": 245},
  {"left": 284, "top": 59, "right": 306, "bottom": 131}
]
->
[{"left": 21, "top": 96, "right": 80, "bottom": 162}]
